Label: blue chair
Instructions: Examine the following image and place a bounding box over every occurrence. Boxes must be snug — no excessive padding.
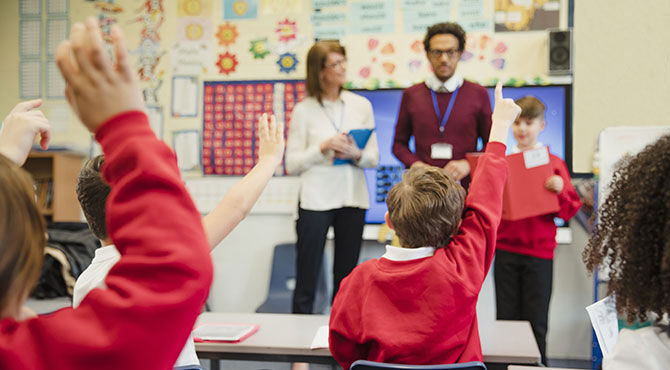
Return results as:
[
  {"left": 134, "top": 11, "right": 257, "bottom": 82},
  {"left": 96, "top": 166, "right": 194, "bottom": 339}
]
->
[
  {"left": 350, "top": 360, "right": 487, "bottom": 370},
  {"left": 255, "top": 243, "right": 328, "bottom": 314}
]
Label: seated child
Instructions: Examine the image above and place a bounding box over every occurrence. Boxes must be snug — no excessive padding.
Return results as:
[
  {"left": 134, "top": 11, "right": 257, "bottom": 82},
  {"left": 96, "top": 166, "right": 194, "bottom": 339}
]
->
[
  {"left": 0, "top": 18, "right": 213, "bottom": 369},
  {"left": 583, "top": 134, "right": 670, "bottom": 370},
  {"left": 328, "top": 82, "right": 521, "bottom": 369},
  {"left": 73, "top": 111, "right": 284, "bottom": 368},
  {"left": 494, "top": 96, "right": 581, "bottom": 365}
]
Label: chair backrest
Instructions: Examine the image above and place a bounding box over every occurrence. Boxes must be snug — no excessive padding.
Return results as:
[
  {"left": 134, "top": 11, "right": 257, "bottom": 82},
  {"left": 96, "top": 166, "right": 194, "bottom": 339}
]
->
[
  {"left": 350, "top": 360, "right": 487, "bottom": 370},
  {"left": 255, "top": 243, "right": 328, "bottom": 314}
]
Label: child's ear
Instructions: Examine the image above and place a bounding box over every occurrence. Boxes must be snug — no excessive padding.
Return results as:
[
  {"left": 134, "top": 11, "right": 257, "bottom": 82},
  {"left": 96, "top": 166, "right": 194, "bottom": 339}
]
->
[
  {"left": 384, "top": 211, "right": 394, "bottom": 230},
  {"left": 540, "top": 119, "right": 546, "bottom": 131}
]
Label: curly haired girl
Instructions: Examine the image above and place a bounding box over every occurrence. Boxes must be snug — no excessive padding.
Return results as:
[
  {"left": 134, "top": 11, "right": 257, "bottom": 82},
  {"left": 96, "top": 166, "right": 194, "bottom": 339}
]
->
[{"left": 583, "top": 133, "right": 670, "bottom": 369}]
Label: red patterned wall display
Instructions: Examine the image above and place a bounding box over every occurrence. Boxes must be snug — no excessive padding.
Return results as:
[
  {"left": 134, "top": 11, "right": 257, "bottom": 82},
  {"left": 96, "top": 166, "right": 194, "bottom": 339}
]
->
[{"left": 202, "top": 80, "right": 306, "bottom": 175}]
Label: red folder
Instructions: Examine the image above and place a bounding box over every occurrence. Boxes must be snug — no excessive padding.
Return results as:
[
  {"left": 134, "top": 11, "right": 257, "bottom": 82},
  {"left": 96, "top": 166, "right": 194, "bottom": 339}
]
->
[{"left": 466, "top": 147, "right": 559, "bottom": 221}]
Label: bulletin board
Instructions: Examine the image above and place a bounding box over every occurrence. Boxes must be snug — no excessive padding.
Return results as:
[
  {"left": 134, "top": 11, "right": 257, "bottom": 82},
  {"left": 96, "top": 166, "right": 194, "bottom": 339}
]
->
[{"left": 4, "top": 0, "right": 568, "bottom": 168}]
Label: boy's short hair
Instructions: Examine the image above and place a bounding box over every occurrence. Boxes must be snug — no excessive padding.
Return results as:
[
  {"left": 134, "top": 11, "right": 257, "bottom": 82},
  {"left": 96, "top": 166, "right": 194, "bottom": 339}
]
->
[
  {"left": 386, "top": 166, "right": 466, "bottom": 248},
  {"left": 76, "top": 155, "right": 110, "bottom": 240},
  {"left": 516, "top": 96, "right": 546, "bottom": 120}
]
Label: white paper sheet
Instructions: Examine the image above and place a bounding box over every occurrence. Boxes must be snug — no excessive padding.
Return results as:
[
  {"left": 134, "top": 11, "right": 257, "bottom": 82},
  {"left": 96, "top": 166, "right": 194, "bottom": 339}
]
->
[
  {"left": 20, "top": 60, "right": 41, "bottom": 99},
  {"left": 586, "top": 294, "right": 619, "bottom": 356},
  {"left": 20, "top": 19, "right": 41, "bottom": 57},
  {"left": 171, "top": 76, "right": 198, "bottom": 117},
  {"left": 174, "top": 130, "right": 200, "bottom": 171},
  {"left": 310, "top": 325, "right": 329, "bottom": 349}
]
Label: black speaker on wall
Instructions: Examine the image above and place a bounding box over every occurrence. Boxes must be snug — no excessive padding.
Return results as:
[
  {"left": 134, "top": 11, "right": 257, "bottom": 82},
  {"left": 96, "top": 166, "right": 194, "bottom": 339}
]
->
[{"left": 548, "top": 29, "right": 572, "bottom": 75}]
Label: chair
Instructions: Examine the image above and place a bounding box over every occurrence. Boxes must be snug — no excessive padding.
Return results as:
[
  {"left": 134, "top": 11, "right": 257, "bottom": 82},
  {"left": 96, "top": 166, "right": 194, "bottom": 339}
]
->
[
  {"left": 255, "top": 243, "right": 328, "bottom": 314},
  {"left": 350, "top": 360, "right": 487, "bottom": 370}
]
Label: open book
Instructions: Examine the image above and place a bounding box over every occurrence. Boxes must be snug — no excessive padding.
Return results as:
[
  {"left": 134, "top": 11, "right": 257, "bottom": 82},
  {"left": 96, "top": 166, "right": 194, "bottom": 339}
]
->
[{"left": 192, "top": 323, "right": 259, "bottom": 343}]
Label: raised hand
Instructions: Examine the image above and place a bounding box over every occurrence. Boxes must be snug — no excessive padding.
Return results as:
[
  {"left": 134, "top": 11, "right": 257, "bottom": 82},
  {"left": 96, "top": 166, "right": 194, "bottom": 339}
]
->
[
  {"left": 544, "top": 175, "right": 564, "bottom": 194},
  {"left": 0, "top": 99, "right": 51, "bottom": 166},
  {"left": 55, "top": 18, "right": 144, "bottom": 133},
  {"left": 257, "top": 113, "right": 285, "bottom": 165},
  {"left": 489, "top": 81, "right": 521, "bottom": 144}
]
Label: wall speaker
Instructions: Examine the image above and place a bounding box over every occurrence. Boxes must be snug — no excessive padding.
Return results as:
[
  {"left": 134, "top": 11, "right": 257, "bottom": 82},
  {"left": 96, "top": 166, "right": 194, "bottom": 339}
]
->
[{"left": 548, "top": 29, "right": 572, "bottom": 75}]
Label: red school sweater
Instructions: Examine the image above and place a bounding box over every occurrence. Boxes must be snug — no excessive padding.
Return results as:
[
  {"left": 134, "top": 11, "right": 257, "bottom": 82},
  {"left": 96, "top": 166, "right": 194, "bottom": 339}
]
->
[
  {"left": 0, "top": 111, "right": 213, "bottom": 370},
  {"left": 496, "top": 154, "right": 581, "bottom": 260},
  {"left": 329, "top": 142, "right": 508, "bottom": 370}
]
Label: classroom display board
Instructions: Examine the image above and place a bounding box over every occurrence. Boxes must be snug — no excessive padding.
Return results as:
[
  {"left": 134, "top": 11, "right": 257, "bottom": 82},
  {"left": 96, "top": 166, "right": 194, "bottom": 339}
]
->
[
  {"left": 202, "top": 80, "right": 306, "bottom": 175},
  {"left": 356, "top": 84, "right": 569, "bottom": 224}
]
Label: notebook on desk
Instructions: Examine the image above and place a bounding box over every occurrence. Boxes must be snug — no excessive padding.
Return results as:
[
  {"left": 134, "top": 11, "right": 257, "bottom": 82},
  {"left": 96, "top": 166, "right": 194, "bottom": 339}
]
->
[{"left": 192, "top": 323, "right": 259, "bottom": 343}]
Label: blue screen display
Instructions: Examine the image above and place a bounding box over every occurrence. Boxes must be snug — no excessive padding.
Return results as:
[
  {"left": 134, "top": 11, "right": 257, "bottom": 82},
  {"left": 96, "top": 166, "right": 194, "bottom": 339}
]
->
[{"left": 353, "top": 85, "right": 569, "bottom": 224}]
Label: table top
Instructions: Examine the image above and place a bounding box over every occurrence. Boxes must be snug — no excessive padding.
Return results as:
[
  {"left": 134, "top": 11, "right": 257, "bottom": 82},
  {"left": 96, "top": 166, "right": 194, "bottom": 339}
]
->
[{"left": 195, "top": 313, "right": 541, "bottom": 364}]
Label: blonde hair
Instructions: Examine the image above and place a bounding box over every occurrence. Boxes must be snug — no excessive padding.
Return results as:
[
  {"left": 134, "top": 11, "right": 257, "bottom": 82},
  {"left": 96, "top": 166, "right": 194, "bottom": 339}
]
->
[
  {"left": 516, "top": 96, "right": 546, "bottom": 120},
  {"left": 0, "top": 154, "right": 46, "bottom": 316},
  {"left": 305, "top": 40, "right": 346, "bottom": 103},
  {"left": 386, "top": 166, "right": 465, "bottom": 248}
]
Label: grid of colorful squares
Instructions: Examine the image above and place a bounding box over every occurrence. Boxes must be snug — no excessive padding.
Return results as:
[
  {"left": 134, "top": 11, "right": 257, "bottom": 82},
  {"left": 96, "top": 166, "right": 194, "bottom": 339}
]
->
[{"left": 202, "top": 80, "right": 306, "bottom": 175}]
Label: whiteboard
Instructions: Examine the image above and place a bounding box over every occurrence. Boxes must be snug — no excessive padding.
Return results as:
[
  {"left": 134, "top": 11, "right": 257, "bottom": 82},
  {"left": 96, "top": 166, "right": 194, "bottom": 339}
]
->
[{"left": 597, "top": 126, "right": 670, "bottom": 205}]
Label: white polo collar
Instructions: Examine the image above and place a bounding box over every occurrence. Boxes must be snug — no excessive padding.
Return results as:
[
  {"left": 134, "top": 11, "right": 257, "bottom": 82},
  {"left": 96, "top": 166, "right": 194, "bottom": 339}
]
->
[
  {"left": 425, "top": 73, "right": 464, "bottom": 93},
  {"left": 381, "top": 244, "right": 436, "bottom": 261},
  {"left": 511, "top": 141, "right": 544, "bottom": 153}
]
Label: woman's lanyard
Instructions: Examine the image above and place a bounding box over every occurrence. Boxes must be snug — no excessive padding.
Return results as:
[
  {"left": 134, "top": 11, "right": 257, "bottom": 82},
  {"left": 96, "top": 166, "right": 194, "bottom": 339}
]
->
[
  {"left": 430, "top": 86, "right": 460, "bottom": 136},
  {"left": 320, "top": 101, "right": 345, "bottom": 133}
]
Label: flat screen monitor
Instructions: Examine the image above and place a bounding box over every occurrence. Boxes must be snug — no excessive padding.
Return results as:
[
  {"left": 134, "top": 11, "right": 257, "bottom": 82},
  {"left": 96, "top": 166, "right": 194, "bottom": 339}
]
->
[{"left": 353, "top": 84, "right": 570, "bottom": 224}]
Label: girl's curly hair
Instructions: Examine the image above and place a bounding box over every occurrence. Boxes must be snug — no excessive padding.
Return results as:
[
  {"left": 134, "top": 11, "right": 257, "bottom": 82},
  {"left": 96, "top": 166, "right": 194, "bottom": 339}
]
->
[{"left": 583, "top": 134, "right": 670, "bottom": 324}]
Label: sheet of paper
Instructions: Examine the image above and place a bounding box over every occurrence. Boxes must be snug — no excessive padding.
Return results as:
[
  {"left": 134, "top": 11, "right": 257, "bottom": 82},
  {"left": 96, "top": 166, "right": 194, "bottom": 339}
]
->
[
  {"left": 171, "top": 76, "right": 198, "bottom": 117},
  {"left": 586, "top": 294, "right": 619, "bottom": 356},
  {"left": 46, "top": 60, "right": 66, "bottom": 98},
  {"left": 174, "top": 130, "right": 200, "bottom": 171},
  {"left": 20, "top": 60, "right": 41, "bottom": 99},
  {"left": 310, "top": 325, "right": 329, "bottom": 349},
  {"left": 44, "top": 102, "right": 70, "bottom": 133},
  {"left": 46, "top": 18, "right": 69, "bottom": 56},
  {"left": 46, "top": 0, "right": 68, "bottom": 15},
  {"left": 20, "top": 19, "right": 41, "bottom": 57},
  {"left": 20, "top": 0, "right": 41, "bottom": 16}
]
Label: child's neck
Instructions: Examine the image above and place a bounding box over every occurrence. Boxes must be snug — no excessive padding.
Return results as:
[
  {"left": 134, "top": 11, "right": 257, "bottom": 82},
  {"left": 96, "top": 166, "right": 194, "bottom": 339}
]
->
[{"left": 517, "top": 142, "right": 539, "bottom": 151}]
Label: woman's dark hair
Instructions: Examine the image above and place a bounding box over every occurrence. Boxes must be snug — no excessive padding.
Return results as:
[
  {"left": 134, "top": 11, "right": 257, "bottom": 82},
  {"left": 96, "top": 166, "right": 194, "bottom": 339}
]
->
[{"left": 583, "top": 134, "right": 670, "bottom": 323}]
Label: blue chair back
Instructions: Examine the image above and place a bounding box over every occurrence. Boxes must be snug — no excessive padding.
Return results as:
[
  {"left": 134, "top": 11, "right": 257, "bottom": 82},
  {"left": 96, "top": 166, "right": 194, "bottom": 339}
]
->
[{"left": 350, "top": 360, "right": 487, "bottom": 370}]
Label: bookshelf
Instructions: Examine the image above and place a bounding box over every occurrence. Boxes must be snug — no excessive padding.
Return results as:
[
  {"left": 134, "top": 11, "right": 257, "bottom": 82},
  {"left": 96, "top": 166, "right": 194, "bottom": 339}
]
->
[{"left": 23, "top": 151, "right": 85, "bottom": 222}]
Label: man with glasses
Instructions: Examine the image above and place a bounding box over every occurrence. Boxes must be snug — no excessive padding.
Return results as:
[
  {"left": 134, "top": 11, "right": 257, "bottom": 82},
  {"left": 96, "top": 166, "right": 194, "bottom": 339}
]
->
[{"left": 392, "top": 22, "right": 492, "bottom": 189}]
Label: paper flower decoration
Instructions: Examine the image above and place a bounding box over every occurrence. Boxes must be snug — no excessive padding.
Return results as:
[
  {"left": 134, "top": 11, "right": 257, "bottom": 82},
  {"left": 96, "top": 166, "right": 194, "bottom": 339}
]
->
[
  {"left": 216, "top": 52, "right": 239, "bottom": 75},
  {"left": 249, "top": 38, "right": 270, "bottom": 59},
  {"left": 276, "top": 52, "right": 298, "bottom": 73},
  {"left": 276, "top": 19, "right": 297, "bottom": 42},
  {"left": 216, "top": 22, "right": 239, "bottom": 47}
]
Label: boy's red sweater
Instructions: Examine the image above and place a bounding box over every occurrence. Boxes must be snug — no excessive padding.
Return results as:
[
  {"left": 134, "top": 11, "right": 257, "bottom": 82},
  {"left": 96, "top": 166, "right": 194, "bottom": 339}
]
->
[
  {"left": 496, "top": 154, "right": 581, "bottom": 260},
  {"left": 0, "top": 111, "right": 213, "bottom": 370},
  {"left": 329, "top": 142, "right": 507, "bottom": 370}
]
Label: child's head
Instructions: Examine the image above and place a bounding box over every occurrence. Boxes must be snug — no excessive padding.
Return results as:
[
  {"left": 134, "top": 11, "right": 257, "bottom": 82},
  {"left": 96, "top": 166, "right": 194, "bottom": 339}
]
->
[
  {"left": 512, "top": 96, "right": 546, "bottom": 150},
  {"left": 76, "top": 155, "right": 110, "bottom": 241},
  {"left": 0, "top": 155, "right": 46, "bottom": 318},
  {"left": 386, "top": 166, "right": 465, "bottom": 248},
  {"left": 583, "top": 134, "right": 670, "bottom": 323}
]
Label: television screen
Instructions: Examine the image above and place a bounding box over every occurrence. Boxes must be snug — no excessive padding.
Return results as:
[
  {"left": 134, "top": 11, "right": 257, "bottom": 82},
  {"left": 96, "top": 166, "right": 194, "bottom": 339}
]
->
[{"left": 353, "top": 85, "right": 570, "bottom": 224}]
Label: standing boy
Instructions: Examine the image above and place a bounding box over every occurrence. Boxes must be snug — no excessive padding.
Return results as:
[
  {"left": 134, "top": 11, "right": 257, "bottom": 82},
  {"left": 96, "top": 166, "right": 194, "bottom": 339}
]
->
[
  {"left": 494, "top": 96, "right": 582, "bottom": 365},
  {"left": 392, "top": 22, "right": 492, "bottom": 187},
  {"left": 329, "top": 83, "right": 520, "bottom": 369}
]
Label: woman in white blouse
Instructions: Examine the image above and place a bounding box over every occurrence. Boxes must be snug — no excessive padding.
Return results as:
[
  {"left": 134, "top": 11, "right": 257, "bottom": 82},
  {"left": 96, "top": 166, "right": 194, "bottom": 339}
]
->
[{"left": 285, "top": 40, "right": 378, "bottom": 314}]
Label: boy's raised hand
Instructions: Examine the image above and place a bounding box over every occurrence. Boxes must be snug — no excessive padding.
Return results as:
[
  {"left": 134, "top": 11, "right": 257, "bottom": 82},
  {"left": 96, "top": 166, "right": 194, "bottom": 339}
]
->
[
  {"left": 489, "top": 81, "right": 521, "bottom": 144},
  {"left": 0, "top": 99, "right": 51, "bottom": 166},
  {"left": 257, "top": 113, "right": 285, "bottom": 165},
  {"left": 56, "top": 18, "right": 144, "bottom": 133}
]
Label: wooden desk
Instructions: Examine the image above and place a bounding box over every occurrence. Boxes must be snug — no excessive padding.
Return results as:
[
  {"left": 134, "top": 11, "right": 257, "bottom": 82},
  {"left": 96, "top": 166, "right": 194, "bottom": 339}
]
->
[{"left": 195, "top": 313, "right": 541, "bottom": 369}]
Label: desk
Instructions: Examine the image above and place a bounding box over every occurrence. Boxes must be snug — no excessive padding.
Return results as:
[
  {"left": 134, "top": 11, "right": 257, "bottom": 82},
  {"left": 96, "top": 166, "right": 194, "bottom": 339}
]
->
[{"left": 195, "top": 313, "right": 541, "bottom": 369}]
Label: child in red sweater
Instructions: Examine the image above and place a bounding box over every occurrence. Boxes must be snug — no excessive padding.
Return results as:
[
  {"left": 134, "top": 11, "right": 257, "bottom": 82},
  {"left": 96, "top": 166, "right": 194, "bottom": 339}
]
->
[
  {"left": 0, "top": 18, "right": 213, "bottom": 369},
  {"left": 494, "top": 96, "right": 581, "bottom": 365},
  {"left": 328, "top": 82, "right": 521, "bottom": 369}
]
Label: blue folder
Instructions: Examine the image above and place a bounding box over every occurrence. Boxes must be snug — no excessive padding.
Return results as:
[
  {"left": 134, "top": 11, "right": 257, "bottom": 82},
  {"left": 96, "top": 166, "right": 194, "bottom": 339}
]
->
[{"left": 333, "top": 128, "right": 374, "bottom": 165}]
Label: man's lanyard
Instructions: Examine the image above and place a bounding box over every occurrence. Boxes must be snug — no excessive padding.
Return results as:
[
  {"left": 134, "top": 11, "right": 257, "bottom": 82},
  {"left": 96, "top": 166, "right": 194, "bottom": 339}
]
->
[
  {"left": 430, "top": 86, "right": 460, "bottom": 136},
  {"left": 320, "top": 101, "right": 345, "bottom": 133}
]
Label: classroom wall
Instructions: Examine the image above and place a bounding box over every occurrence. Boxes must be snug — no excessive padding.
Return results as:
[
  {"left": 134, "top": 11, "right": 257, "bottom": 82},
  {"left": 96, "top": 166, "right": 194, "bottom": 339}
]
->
[{"left": 572, "top": 0, "right": 670, "bottom": 173}]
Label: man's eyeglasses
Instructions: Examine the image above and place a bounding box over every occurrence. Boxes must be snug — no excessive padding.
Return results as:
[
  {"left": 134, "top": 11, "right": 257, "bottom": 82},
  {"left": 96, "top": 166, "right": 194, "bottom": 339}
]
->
[
  {"left": 428, "top": 48, "right": 461, "bottom": 59},
  {"left": 324, "top": 59, "right": 347, "bottom": 69}
]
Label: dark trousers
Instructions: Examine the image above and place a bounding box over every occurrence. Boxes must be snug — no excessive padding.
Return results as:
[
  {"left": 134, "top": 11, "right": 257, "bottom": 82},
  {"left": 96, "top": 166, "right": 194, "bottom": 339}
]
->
[
  {"left": 494, "top": 249, "right": 553, "bottom": 365},
  {"left": 292, "top": 207, "right": 365, "bottom": 314}
]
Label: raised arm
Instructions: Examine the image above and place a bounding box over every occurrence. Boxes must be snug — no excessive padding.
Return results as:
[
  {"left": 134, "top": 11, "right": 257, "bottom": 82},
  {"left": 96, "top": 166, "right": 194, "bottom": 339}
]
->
[
  {"left": 445, "top": 82, "right": 520, "bottom": 290},
  {"left": 0, "top": 18, "right": 213, "bottom": 370},
  {"left": 0, "top": 99, "right": 50, "bottom": 166},
  {"left": 202, "top": 113, "right": 284, "bottom": 248}
]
